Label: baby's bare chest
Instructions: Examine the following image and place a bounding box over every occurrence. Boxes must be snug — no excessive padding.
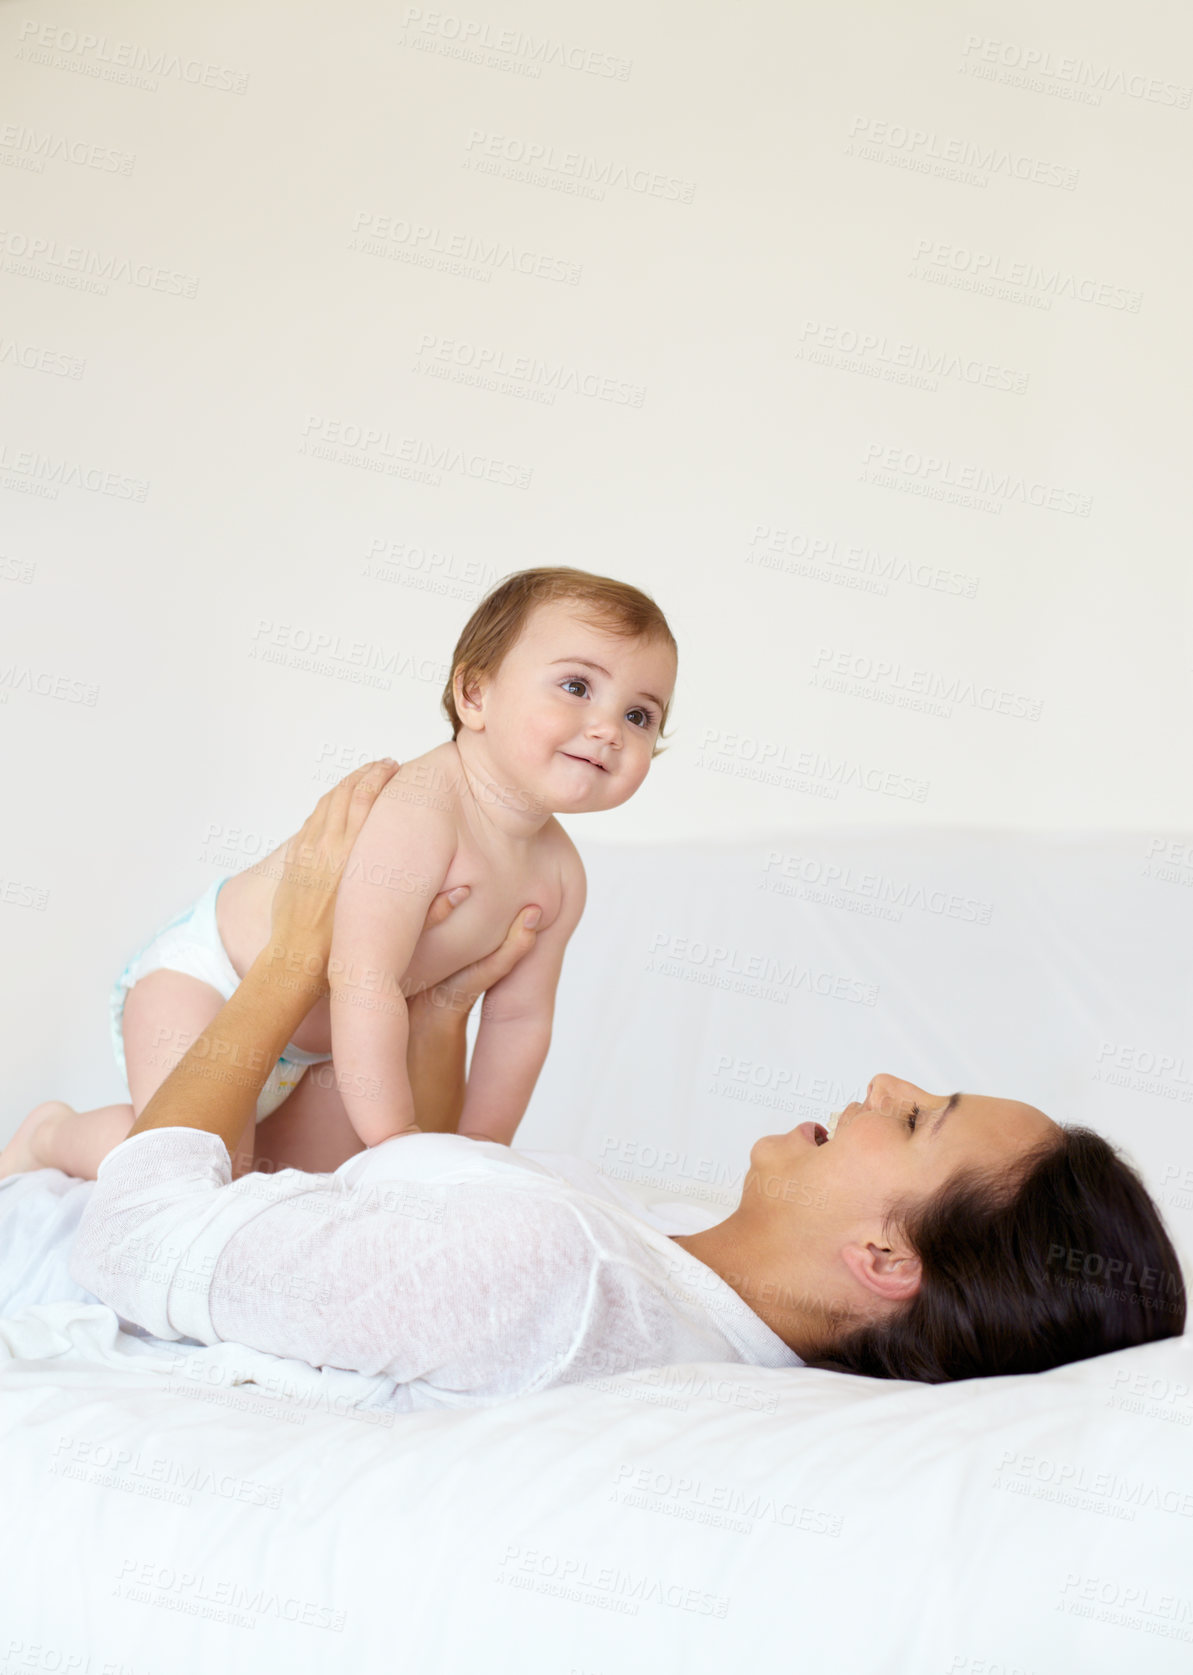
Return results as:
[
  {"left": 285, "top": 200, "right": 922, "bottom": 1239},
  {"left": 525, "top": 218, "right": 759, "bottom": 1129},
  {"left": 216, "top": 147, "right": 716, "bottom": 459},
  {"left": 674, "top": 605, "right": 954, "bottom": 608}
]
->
[{"left": 400, "top": 841, "right": 566, "bottom": 992}]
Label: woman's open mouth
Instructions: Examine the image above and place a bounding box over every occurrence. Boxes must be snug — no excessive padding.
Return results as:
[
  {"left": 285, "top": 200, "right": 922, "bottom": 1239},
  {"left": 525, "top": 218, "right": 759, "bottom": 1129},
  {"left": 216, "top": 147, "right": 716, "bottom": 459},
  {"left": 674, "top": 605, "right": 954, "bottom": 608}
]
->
[{"left": 796, "top": 1122, "right": 829, "bottom": 1146}]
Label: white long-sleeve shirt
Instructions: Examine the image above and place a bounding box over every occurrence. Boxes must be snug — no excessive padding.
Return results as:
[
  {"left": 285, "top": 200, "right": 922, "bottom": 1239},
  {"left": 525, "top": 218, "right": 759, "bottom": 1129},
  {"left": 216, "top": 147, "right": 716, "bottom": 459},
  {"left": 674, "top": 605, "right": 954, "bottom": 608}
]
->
[{"left": 68, "top": 1129, "right": 802, "bottom": 1410}]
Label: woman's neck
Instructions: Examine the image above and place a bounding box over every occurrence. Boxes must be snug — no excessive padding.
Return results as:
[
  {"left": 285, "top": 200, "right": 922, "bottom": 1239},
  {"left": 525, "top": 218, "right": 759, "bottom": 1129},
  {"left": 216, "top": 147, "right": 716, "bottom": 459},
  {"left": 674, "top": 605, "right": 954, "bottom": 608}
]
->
[{"left": 670, "top": 1220, "right": 856, "bottom": 1357}]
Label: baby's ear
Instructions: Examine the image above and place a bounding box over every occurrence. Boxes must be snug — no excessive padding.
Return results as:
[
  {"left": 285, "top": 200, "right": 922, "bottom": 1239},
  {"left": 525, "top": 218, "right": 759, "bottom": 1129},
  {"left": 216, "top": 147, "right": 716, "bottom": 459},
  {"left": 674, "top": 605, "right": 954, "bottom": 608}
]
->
[{"left": 454, "top": 668, "right": 487, "bottom": 729}]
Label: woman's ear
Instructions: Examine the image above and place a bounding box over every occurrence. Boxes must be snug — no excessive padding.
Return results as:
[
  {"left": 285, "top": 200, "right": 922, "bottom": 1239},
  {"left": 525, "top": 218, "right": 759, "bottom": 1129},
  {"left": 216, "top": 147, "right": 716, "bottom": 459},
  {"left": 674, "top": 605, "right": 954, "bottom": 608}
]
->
[
  {"left": 454, "top": 668, "right": 487, "bottom": 732},
  {"left": 840, "top": 1240, "right": 922, "bottom": 1304}
]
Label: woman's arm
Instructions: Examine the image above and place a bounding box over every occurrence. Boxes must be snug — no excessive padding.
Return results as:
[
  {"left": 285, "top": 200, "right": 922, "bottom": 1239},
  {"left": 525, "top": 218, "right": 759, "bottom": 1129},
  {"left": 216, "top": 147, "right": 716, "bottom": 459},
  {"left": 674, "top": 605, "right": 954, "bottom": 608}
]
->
[
  {"left": 126, "top": 759, "right": 542, "bottom": 1152},
  {"left": 125, "top": 761, "right": 402, "bottom": 1152},
  {"left": 407, "top": 905, "right": 542, "bottom": 1136},
  {"left": 69, "top": 763, "right": 545, "bottom": 1349},
  {"left": 127, "top": 946, "right": 317, "bottom": 1156}
]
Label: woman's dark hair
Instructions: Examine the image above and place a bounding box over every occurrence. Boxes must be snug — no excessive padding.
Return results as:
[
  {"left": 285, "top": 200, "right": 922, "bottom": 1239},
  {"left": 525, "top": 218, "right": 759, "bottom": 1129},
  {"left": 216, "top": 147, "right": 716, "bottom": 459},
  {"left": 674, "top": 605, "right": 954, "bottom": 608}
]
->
[{"left": 799, "top": 1126, "right": 1187, "bottom": 1383}]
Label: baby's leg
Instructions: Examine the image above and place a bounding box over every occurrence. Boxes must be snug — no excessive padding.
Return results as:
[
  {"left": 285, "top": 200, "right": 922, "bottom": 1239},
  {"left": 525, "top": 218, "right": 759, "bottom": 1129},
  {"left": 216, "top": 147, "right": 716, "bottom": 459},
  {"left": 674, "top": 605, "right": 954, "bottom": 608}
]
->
[
  {"left": 122, "top": 968, "right": 226, "bottom": 1109},
  {"left": 3, "top": 969, "right": 242, "bottom": 1182},
  {"left": 0, "top": 1100, "right": 135, "bottom": 1179},
  {"left": 254, "top": 1062, "right": 364, "bottom": 1175}
]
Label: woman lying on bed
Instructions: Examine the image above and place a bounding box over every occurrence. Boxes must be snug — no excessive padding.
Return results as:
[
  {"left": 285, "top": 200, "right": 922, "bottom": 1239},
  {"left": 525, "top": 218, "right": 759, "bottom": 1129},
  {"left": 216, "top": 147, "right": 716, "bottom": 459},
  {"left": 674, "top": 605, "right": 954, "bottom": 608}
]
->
[{"left": 7, "top": 761, "right": 1185, "bottom": 1403}]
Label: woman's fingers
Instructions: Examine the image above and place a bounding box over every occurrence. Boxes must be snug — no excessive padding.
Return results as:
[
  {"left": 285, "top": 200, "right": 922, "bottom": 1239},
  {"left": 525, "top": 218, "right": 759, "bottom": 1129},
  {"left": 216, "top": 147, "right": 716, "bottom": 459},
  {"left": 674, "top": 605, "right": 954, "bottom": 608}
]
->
[
  {"left": 287, "top": 759, "right": 400, "bottom": 880},
  {"left": 462, "top": 907, "right": 542, "bottom": 992},
  {"left": 330, "top": 758, "right": 400, "bottom": 857},
  {"left": 428, "top": 905, "right": 541, "bottom": 1014},
  {"left": 269, "top": 760, "right": 401, "bottom": 963},
  {"left": 424, "top": 884, "right": 470, "bottom": 931}
]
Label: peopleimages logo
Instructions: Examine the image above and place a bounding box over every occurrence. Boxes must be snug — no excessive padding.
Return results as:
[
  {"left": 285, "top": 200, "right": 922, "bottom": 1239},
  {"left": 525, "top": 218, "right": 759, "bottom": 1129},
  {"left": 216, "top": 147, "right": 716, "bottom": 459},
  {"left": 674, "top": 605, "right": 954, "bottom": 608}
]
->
[
  {"left": 747, "top": 524, "right": 980, "bottom": 599},
  {"left": 797, "top": 319, "right": 1029, "bottom": 394},
  {"left": 400, "top": 8, "right": 632, "bottom": 79},
  {"left": 1093, "top": 1041, "right": 1193, "bottom": 1104},
  {"left": 350, "top": 211, "right": 582, "bottom": 285},
  {"left": 958, "top": 35, "right": 1192, "bottom": 108},
  {"left": 361, "top": 536, "right": 500, "bottom": 602},
  {"left": 0, "top": 230, "right": 198, "bottom": 298},
  {"left": 0, "top": 337, "right": 85, "bottom": 378},
  {"left": 810, "top": 646, "right": 1044, "bottom": 722},
  {"left": 761, "top": 850, "right": 995, "bottom": 925},
  {"left": 463, "top": 129, "right": 697, "bottom": 203},
  {"left": 0, "top": 123, "right": 136, "bottom": 175},
  {"left": 696, "top": 728, "right": 930, "bottom": 804},
  {"left": 860, "top": 441, "right": 1092, "bottom": 517},
  {"left": 910, "top": 239, "right": 1142, "bottom": 313},
  {"left": 15, "top": 20, "right": 250, "bottom": 93},
  {"left": 846, "top": 114, "right": 1079, "bottom": 190},
  {"left": 414, "top": 332, "right": 646, "bottom": 408},
  {"left": 0, "top": 442, "right": 148, "bottom": 501},
  {"left": 644, "top": 930, "right": 879, "bottom": 1008},
  {"left": 299, "top": 416, "right": 533, "bottom": 490},
  {"left": 1141, "top": 837, "right": 1193, "bottom": 889}
]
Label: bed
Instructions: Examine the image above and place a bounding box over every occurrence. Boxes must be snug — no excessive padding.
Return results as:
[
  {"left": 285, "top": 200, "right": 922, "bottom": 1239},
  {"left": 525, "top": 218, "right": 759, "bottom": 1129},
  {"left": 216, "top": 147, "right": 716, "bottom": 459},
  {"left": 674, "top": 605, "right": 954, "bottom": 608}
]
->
[{"left": 2, "top": 831, "right": 1190, "bottom": 1671}]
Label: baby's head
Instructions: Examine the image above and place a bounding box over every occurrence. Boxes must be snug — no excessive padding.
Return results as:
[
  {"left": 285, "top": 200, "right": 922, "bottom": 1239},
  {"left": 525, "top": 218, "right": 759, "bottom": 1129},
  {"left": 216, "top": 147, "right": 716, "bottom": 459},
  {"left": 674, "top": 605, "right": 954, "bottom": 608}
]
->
[{"left": 442, "top": 568, "right": 678, "bottom": 814}]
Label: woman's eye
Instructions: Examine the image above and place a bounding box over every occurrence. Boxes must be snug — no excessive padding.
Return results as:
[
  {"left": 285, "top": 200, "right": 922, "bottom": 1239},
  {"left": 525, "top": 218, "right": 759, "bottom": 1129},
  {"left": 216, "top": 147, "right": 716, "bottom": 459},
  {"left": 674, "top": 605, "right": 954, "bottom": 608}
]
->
[
  {"left": 561, "top": 678, "right": 589, "bottom": 698},
  {"left": 906, "top": 1104, "right": 920, "bottom": 1133}
]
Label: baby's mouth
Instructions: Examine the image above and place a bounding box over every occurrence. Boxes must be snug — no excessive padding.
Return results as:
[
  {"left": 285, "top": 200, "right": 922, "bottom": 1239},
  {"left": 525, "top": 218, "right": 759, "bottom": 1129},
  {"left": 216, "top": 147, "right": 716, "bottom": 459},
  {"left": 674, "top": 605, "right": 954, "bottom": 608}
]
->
[{"left": 562, "top": 752, "right": 607, "bottom": 772}]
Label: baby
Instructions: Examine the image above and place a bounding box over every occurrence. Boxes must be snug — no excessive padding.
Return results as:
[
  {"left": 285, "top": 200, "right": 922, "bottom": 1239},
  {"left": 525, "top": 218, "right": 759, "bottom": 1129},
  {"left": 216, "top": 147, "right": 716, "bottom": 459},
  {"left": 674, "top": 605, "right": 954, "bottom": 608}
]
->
[{"left": 3, "top": 567, "right": 677, "bottom": 1178}]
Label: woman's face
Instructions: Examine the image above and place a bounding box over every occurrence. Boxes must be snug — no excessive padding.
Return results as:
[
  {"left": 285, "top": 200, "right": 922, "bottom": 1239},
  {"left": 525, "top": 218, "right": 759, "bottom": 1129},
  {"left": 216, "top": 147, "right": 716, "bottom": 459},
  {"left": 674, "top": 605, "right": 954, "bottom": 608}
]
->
[
  {"left": 675, "top": 1075, "right": 1065, "bottom": 1350},
  {"left": 747, "top": 1073, "right": 1061, "bottom": 1258}
]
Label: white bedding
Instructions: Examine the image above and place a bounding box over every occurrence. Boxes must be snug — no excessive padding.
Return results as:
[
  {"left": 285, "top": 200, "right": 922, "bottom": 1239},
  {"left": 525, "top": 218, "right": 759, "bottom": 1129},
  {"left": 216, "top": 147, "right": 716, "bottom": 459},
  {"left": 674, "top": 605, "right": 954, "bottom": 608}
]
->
[
  {"left": 3, "top": 832, "right": 1190, "bottom": 1670},
  {"left": 1, "top": 1299, "right": 1191, "bottom": 1671}
]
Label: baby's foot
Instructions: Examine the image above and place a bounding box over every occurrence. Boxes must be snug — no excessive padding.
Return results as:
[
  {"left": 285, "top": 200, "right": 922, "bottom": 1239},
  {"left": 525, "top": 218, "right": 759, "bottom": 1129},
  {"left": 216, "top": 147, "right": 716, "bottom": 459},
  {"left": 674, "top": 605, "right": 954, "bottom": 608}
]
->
[{"left": 0, "top": 1100, "right": 74, "bottom": 1179}]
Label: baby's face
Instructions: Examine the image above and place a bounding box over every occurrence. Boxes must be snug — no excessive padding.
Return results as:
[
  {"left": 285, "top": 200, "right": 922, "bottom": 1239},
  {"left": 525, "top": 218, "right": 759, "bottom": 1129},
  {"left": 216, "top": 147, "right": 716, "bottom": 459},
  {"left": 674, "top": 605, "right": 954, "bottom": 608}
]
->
[{"left": 459, "top": 600, "right": 677, "bottom": 813}]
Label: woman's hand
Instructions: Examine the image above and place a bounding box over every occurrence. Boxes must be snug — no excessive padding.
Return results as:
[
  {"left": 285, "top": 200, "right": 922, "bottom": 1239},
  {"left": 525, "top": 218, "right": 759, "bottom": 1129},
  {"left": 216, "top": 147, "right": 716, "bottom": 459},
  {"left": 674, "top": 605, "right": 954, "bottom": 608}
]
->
[
  {"left": 414, "top": 905, "right": 543, "bottom": 1019},
  {"left": 267, "top": 759, "right": 542, "bottom": 1138},
  {"left": 266, "top": 759, "right": 400, "bottom": 975},
  {"left": 404, "top": 909, "right": 542, "bottom": 1141},
  {"left": 268, "top": 757, "right": 540, "bottom": 999},
  {"left": 266, "top": 759, "right": 470, "bottom": 990},
  {"left": 124, "top": 761, "right": 540, "bottom": 1159}
]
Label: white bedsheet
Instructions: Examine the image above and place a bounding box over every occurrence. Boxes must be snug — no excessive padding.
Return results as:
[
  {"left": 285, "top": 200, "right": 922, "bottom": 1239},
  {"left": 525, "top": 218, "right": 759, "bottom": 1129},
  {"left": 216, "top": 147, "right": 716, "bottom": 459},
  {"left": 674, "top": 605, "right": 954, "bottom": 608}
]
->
[{"left": 1, "top": 1298, "right": 1191, "bottom": 1671}]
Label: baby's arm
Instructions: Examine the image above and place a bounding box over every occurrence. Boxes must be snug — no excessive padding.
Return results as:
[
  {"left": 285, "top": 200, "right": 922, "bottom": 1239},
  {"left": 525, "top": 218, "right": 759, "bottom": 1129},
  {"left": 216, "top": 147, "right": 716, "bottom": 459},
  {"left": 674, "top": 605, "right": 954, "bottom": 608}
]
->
[
  {"left": 328, "top": 791, "right": 457, "bottom": 1145},
  {"left": 456, "top": 846, "right": 586, "bottom": 1145}
]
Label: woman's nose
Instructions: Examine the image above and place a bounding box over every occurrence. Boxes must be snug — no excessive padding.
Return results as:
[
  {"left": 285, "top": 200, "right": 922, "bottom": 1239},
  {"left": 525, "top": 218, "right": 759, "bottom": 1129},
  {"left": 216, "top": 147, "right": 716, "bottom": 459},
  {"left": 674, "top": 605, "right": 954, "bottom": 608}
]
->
[
  {"left": 866, "top": 1075, "right": 897, "bottom": 1114},
  {"left": 866, "top": 1073, "right": 928, "bottom": 1115}
]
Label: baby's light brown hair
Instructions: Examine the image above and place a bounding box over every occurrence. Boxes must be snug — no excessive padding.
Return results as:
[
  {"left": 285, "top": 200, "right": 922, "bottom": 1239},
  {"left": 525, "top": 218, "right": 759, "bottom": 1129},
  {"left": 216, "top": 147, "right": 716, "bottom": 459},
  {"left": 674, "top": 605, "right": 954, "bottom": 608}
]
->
[{"left": 441, "top": 567, "right": 677, "bottom": 756}]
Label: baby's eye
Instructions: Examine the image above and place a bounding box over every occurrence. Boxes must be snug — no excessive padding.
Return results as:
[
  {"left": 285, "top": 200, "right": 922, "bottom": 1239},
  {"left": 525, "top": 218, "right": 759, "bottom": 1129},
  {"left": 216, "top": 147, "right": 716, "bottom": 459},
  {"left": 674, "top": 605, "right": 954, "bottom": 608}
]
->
[
  {"left": 561, "top": 677, "right": 589, "bottom": 698},
  {"left": 626, "top": 707, "right": 655, "bottom": 730}
]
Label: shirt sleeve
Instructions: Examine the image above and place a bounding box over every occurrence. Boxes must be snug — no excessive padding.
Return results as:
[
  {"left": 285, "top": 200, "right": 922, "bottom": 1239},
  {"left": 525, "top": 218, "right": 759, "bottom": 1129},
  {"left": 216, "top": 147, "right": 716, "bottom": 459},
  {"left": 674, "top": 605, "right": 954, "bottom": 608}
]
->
[{"left": 70, "top": 1127, "right": 594, "bottom": 1398}]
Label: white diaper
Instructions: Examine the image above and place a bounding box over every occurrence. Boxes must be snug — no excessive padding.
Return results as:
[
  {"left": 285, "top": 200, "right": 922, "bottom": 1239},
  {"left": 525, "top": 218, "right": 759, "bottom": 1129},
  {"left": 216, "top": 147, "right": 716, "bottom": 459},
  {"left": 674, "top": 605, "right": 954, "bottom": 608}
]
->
[{"left": 109, "top": 878, "right": 332, "bottom": 1123}]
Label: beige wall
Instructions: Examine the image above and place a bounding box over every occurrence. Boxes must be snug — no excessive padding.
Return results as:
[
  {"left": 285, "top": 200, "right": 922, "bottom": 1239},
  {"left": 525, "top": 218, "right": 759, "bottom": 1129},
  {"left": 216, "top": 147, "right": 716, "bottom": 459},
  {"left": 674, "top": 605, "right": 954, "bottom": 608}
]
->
[{"left": 3, "top": 1, "right": 1191, "bottom": 1112}]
